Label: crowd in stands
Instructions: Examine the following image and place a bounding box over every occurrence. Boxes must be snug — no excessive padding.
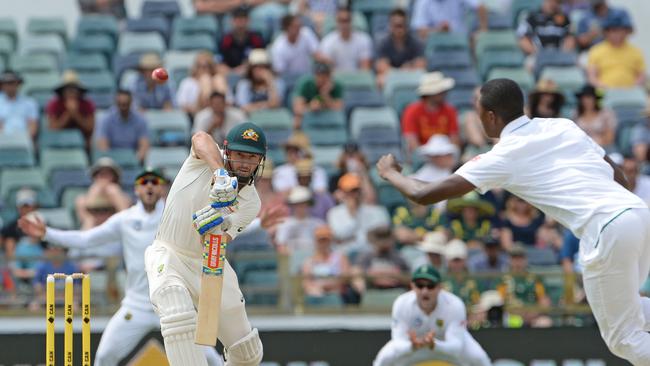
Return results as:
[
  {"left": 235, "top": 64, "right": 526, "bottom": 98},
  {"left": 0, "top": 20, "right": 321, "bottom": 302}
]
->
[{"left": 1, "top": 0, "right": 650, "bottom": 327}]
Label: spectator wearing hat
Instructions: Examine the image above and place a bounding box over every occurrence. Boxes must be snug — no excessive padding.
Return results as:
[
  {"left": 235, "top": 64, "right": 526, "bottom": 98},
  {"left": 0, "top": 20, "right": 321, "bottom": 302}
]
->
[
  {"left": 295, "top": 159, "right": 335, "bottom": 221},
  {"left": 410, "top": 0, "right": 487, "bottom": 39},
  {"left": 375, "top": 9, "right": 425, "bottom": 89},
  {"left": 352, "top": 225, "right": 410, "bottom": 292},
  {"left": 318, "top": 7, "right": 373, "bottom": 72},
  {"left": 235, "top": 49, "right": 284, "bottom": 114},
  {"left": 412, "top": 135, "right": 459, "bottom": 183},
  {"left": 218, "top": 5, "right": 266, "bottom": 74},
  {"left": 330, "top": 142, "right": 376, "bottom": 203},
  {"left": 46, "top": 70, "right": 95, "bottom": 148},
  {"left": 275, "top": 186, "right": 324, "bottom": 254},
  {"left": 587, "top": 12, "right": 645, "bottom": 89},
  {"left": 301, "top": 224, "right": 351, "bottom": 305},
  {"left": 621, "top": 156, "right": 650, "bottom": 205},
  {"left": 292, "top": 61, "right": 343, "bottom": 129},
  {"left": 392, "top": 201, "right": 445, "bottom": 246},
  {"left": 273, "top": 132, "right": 328, "bottom": 193},
  {"left": 131, "top": 53, "right": 174, "bottom": 111},
  {"left": 442, "top": 239, "right": 480, "bottom": 307},
  {"left": 95, "top": 89, "right": 150, "bottom": 162},
  {"left": 577, "top": 0, "right": 632, "bottom": 50},
  {"left": 416, "top": 231, "right": 447, "bottom": 270},
  {"left": 176, "top": 51, "right": 230, "bottom": 117},
  {"left": 573, "top": 84, "right": 617, "bottom": 148},
  {"left": 527, "top": 79, "right": 565, "bottom": 119},
  {"left": 271, "top": 14, "right": 320, "bottom": 76},
  {"left": 193, "top": 91, "right": 246, "bottom": 146},
  {"left": 402, "top": 72, "right": 459, "bottom": 154},
  {"left": 1, "top": 188, "right": 41, "bottom": 260},
  {"left": 327, "top": 173, "right": 390, "bottom": 253},
  {"left": 446, "top": 192, "right": 496, "bottom": 245},
  {"left": 500, "top": 195, "right": 545, "bottom": 248},
  {"left": 517, "top": 0, "right": 575, "bottom": 56},
  {"left": 0, "top": 70, "right": 38, "bottom": 138}
]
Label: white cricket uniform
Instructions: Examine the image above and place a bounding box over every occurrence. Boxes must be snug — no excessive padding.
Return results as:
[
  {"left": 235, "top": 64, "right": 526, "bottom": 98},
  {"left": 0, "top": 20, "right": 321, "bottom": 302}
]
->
[
  {"left": 145, "top": 147, "right": 261, "bottom": 348},
  {"left": 374, "top": 290, "right": 491, "bottom": 366},
  {"left": 44, "top": 200, "right": 223, "bottom": 366},
  {"left": 455, "top": 116, "right": 650, "bottom": 365}
]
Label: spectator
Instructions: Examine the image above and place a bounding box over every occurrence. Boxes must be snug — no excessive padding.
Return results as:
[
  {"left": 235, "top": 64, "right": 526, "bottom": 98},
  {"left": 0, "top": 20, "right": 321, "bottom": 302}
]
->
[
  {"left": 352, "top": 225, "right": 410, "bottom": 292},
  {"left": 1, "top": 188, "right": 41, "bottom": 260},
  {"left": 176, "top": 51, "right": 230, "bottom": 116},
  {"left": 416, "top": 231, "right": 447, "bottom": 270},
  {"left": 293, "top": 0, "right": 338, "bottom": 36},
  {"left": 402, "top": 72, "right": 459, "bottom": 154},
  {"left": 95, "top": 90, "right": 149, "bottom": 162},
  {"left": 0, "top": 70, "right": 38, "bottom": 138},
  {"left": 301, "top": 224, "right": 351, "bottom": 305},
  {"left": 621, "top": 156, "right": 650, "bottom": 205},
  {"left": 275, "top": 186, "right": 324, "bottom": 254},
  {"left": 470, "top": 290, "right": 507, "bottom": 329},
  {"left": 131, "top": 53, "right": 174, "bottom": 111},
  {"left": 461, "top": 87, "right": 493, "bottom": 162},
  {"left": 573, "top": 84, "right": 616, "bottom": 148},
  {"left": 318, "top": 7, "right": 373, "bottom": 72},
  {"left": 375, "top": 8, "right": 425, "bottom": 89},
  {"left": 446, "top": 192, "right": 495, "bottom": 245},
  {"left": 271, "top": 14, "right": 320, "bottom": 76},
  {"left": 46, "top": 71, "right": 95, "bottom": 148},
  {"left": 412, "top": 135, "right": 459, "bottom": 183},
  {"left": 327, "top": 173, "right": 390, "bottom": 254},
  {"left": 235, "top": 49, "right": 284, "bottom": 114},
  {"left": 500, "top": 195, "right": 545, "bottom": 248},
  {"left": 577, "top": 0, "right": 631, "bottom": 50},
  {"left": 273, "top": 132, "right": 328, "bottom": 193},
  {"left": 528, "top": 79, "right": 565, "bottom": 118},
  {"left": 517, "top": 0, "right": 575, "bottom": 56},
  {"left": 9, "top": 207, "right": 45, "bottom": 283},
  {"left": 78, "top": 0, "right": 125, "bottom": 18},
  {"left": 330, "top": 142, "right": 376, "bottom": 203},
  {"left": 218, "top": 6, "right": 266, "bottom": 74},
  {"left": 410, "top": 0, "right": 487, "bottom": 39},
  {"left": 295, "top": 159, "right": 335, "bottom": 221},
  {"left": 632, "top": 108, "right": 650, "bottom": 163},
  {"left": 468, "top": 237, "right": 509, "bottom": 284},
  {"left": 193, "top": 0, "right": 266, "bottom": 16},
  {"left": 442, "top": 239, "right": 480, "bottom": 307},
  {"left": 193, "top": 91, "right": 246, "bottom": 145},
  {"left": 30, "top": 245, "right": 80, "bottom": 311},
  {"left": 292, "top": 61, "right": 343, "bottom": 129},
  {"left": 256, "top": 159, "right": 286, "bottom": 214},
  {"left": 392, "top": 199, "right": 445, "bottom": 246},
  {"left": 587, "top": 12, "right": 645, "bottom": 89}
]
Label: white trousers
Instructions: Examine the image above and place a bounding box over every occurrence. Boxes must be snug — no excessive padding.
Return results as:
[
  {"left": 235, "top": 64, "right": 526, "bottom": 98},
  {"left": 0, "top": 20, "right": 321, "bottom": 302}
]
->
[
  {"left": 582, "top": 208, "right": 650, "bottom": 365},
  {"left": 94, "top": 305, "right": 223, "bottom": 366}
]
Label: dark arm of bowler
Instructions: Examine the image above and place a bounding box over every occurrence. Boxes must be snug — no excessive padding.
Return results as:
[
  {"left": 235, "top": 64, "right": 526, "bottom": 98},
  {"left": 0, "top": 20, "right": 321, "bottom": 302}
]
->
[
  {"left": 382, "top": 172, "right": 476, "bottom": 205},
  {"left": 604, "top": 155, "right": 631, "bottom": 190}
]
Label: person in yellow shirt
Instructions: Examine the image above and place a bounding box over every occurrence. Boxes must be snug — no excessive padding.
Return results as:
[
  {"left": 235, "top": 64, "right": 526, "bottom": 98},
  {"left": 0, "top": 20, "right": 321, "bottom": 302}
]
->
[{"left": 587, "top": 13, "right": 645, "bottom": 89}]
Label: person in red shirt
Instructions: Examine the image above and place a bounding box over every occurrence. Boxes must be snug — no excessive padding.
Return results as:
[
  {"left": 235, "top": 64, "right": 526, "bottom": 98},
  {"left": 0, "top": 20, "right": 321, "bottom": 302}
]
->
[{"left": 402, "top": 72, "right": 459, "bottom": 153}]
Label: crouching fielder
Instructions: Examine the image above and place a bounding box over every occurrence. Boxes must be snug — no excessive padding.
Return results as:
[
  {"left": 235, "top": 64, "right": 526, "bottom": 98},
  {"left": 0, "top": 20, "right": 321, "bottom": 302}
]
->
[
  {"left": 374, "top": 265, "right": 491, "bottom": 366},
  {"left": 145, "top": 123, "right": 267, "bottom": 366}
]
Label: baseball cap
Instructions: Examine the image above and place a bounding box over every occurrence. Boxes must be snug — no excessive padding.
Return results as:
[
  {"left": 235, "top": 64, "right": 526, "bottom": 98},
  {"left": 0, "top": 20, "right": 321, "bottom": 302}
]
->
[
  {"left": 412, "top": 264, "right": 442, "bottom": 284},
  {"left": 225, "top": 122, "right": 267, "bottom": 156},
  {"left": 135, "top": 167, "right": 166, "bottom": 182},
  {"left": 338, "top": 173, "right": 361, "bottom": 192},
  {"left": 16, "top": 188, "right": 37, "bottom": 206}
]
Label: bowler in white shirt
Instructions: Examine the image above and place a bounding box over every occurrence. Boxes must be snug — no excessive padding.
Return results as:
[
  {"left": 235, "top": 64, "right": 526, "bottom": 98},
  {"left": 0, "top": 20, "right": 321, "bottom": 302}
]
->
[{"left": 378, "top": 78, "right": 650, "bottom": 365}]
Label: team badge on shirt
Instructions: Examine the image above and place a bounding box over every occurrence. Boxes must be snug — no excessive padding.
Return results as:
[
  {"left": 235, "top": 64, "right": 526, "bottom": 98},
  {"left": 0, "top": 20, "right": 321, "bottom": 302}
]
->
[
  {"left": 242, "top": 129, "right": 259, "bottom": 142},
  {"left": 412, "top": 317, "right": 423, "bottom": 328},
  {"left": 436, "top": 318, "right": 444, "bottom": 328}
]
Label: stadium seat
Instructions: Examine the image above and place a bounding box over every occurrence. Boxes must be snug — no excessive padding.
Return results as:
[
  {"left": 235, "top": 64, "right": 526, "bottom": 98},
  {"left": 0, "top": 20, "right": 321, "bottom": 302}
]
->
[
  {"left": 263, "top": 128, "right": 292, "bottom": 149},
  {"left": 63, "top": 53, "right": 108, "bottom": 72},
  {"left": 0, "top": 34, "right": 13, "bottom": 65},
  {"left": 144, "top": 109, "right": 191, "bottom": 146},
  {"left": 266, "top": 148, "right": 286, "bottom": 166},
  {"left": 428, "top": 49, "right": 473, "bottom": 71},
  {"left": 40, "top": 148, "right": 89, "bottom": 179},
  {"left": 362, "top": 143, "right": 402, "bottom": 164},
  {"left": 21, "top": 72, "right": 59, "bottom": 108},
  {"left": 351, "top": 0, "right": 396, "bottom": 13},
  {"left": 343, "top": 89, "right": 385, "bottom": 120},
  {"left": 390, "top": 89, "right": 419, "bottom": 118},
  {"left": 369, "top": 12, "right": 390, "bottom": 40},
  {"left": 534, "top": 49, "right": 577, "bottom": 79},
  {"left": 172, "top": 16, "right": 219, "bottom": 38},
  {"left": 113, "top": 53, "right": 143, "bottom": 82},
  {"left": 361, "top": 289, "right": 405, "bottom": 309},
  {"left": 242, "top": 269, "right": 279, "bottom": 305},
  {"left": 350, "top": 106, "right": 400, "bottom": 139},
  {"left": 475, "top": 31, "right": 518, "bottom": 56},
  {"left": 613, "top": 105, "right": 644, "bottom": 123},
  {"left": 487, "top": 67, "right": 535, "bottom": 92},
  {"left": 478, "top": 49, "right": 525, "bottom": 80},
  {"left": 0, "top": 132, "right": 35, "bottom": 169},
  {"left": 377, "top": 185, "right": 408, "bottom": 213},
  {"left": 60, "top": 186, "right": 86, "bottom": 214},
  {"left": 304, "top": 126, "right": 347, "bottom": 146},
  {"left": 117, "top": 31, "right": 166, "bottom": 56},
  {"left": 78, "top": 70, "right": 116, "bottom": 94},
  {"left": 9, "top": 54, "right": 58, "bottom": 75},
  {"left": 334, "top": 70, "right": 376, "bottom": 92},
  {"left": 311, "top": 146, "right": 343, "bottom": 174},
  {"left": 26, "top": 17, "right": 68, "bottom": 43},
  {"left": 322, "top": 11, "right": 368, "bottom": 35},
  {"left": 494, "top": 360, "right": 526, "bottom": 366},
  {"left": 76, "top": 15, "right": 119, "bottom": 43},
  {"left": 88, "top": 92, "right": 114, "bottom": 109},
  {"left": 141, "top": 1, "right": 182, "bottom": 20},
  {"left": 249, "top": 108, "right": 293, "bottom": 130},
  {"left": 615, "top": 120, "right": 638, "bottom": 155},
  {"left": 447, "top": 88, "right": 475, "bottom": 112},
  {"left": 302, "top": 110, "right": 346, "bottom": 129},
  {"left": 39, "top": 129, "right": 86, "bottom": 149},
  {"left": 425, "top": 33, "right": 470, "bottom": 56},
  {"left": 0, "top": 18, "right": 18, "bottom": 50},
  {"left": 126, "top": 17, "right": 171, "bottom": 44},
  {"left": 526, "top": 247, "right": 558, "bottom": 266},
  {"left": 170, "top": 33, "right": 215, "bottom": 52},
  {"left": 70, "top": 34, "right": 115, "bottom": 65},
  {"left": 530, "top": 360, "right": 557, "bottom": 366},
  {"left": 249, "top": 2, "right": 288, "bottom": 42},
  {"left": 39, "top": 208, "right": 75, "bottom": 230},
  {"left": 539, "top": 66, "right": 585, "bottom": 93},
  {"left": 511, "top": 0, "right": 543, "bottom": 26},
  {"left": 562, "top": 360, "right": 584, "bottom": 366},
  {"left": 92, "top": 148, "right": 141, "bottom": 169},
  {"left": 444, "top": 68, "right": 480, "bottom": 89},
  {"left": 0, "top": 168, "right": 47, "bottom": 201},
  {"left": 50, "top": 169, "right": 92, "bottom": 202},
  {"left": 604, "top": 87, "right": 647, "bottom": 109},
  {"left": 19, "top": 35, "right": 66, "bottom": 59},
  {"left": 146, "top": 146, "right": 189, "bottom": 171},
  {"left": 383, "top": 70, "right": 425, "bottom": 101},
  {"left": 164, "top": 50, "right": 197, "bottom": 80}
]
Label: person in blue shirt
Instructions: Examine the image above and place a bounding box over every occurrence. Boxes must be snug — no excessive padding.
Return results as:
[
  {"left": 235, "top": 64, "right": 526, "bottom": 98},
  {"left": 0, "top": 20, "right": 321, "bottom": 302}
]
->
[
  {"left": 30, "top": 245, "right": 80, "bottom": 311},
  {"left": 0, "top": 70, "right": 38, "bottom": 138},
  {"left": 576, "top": 0, "right": 631, "bottom": 50},
  {"left": 131, "top": 53, "right": 174, "bottom": 111}
]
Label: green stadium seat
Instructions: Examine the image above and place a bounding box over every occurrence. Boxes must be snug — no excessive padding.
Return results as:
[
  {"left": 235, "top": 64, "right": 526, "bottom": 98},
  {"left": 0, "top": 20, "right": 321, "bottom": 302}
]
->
[
  {"left": 390, "top": 89, "right": 419, "bottom": 119},
  {"left": 117, "top": 32, "right": 166, "bottom": 56},
  {"left": 494, "top": 360, "right": 526, "bottom": 366},
  {"left": 539, "top": 66, "right": 585, "bottom": 93},
  {"left": 27, "top": 17, "right": 68, "bottom": 43},
  {"left": 146, "top": 147, "right": 189, "bottom": 171},
  {"left": 144, "top": 109, "right": 191, "bottom": 146},
  {"left": 351, "top": 0, "right": 397, "bottom": 13},
  {"left": 61, "top": 186, "right": 87, "bottom": 213},
  {"left": 126, "top": 17, "right": 170, "bottom": 44},
  {"left": 475, "top": 30, "right": 519, "bottom": 56},
  {"left": 304, "top": 126, "right": 347, "bottom": 146},
  {"left": 92, "top": 148, "right": 140, "bottom": 169},
  {"left": 562, "top": 361, "right": 584, "bottom": 366},
  {"left": 249, "top": 2, "right": 288, "bottom": 41},
  {"left": 0, "top": 18, "right": 18, "bottom": 50},
  {"left": 478, "top": 49, "right": 525, "bottom": 80},
  {"left": 0, "top": 34, "right": 12, "bottom": 65},
  {"left": 78, "top": 70, "right": 116, "bottom": 94},
  {"left": 40, "top": 148, "right": 89, "bottom": 179},
  {"left": 0, "top": 168, "right": 46, "bottom": 200},
  {"left": 39, "top": 208, "right": 75, "bottom": 230},
  {"left": 266, "top": 148, "right": 285, "bottom": 166},
  {"left": 383, "top": 70, "right": 424, "bottom": 101},
  {"left": 39, "top": 129, "right": 85, "bottom": 149},
  {"left": 530, "top": 361, "right": 557, "bottom": 366},
  {"left": 141, "top": 1, "right": 181, "bottom": 20},
  {"left": 378, "top": 185, "right": 407, "bottom": 213},
  {"left": 172, "top": 16, "right": 219, "bottom": 38},
  {"left": 50, "top": 169, "right": 91, "bottom": 202},
  {"left": 170, "top": 33, "right": 215, "bottom": 52},
  {"left": 604, "top": 87, "right": 647, "bottom": 109},
  {"left": 21, "top": 72, "right": 60, "bottom": 108},
  {"left": 302, "top": 110, "right": 346, "bottom": 129},
  {"left": 425, "top": 33, "right": 469, "bottom": 56},
  {"left": 164, "top": 50, "right": 198, "bottom": 86},
  {"left": 305, "top": 294, "right": 343, "bottom": 308},
  {"left": 63, "top": 53, "right": 108, "bottom": 72},
  {"left": 511, "top": 0, "right": 543, "bottom": 26},
  {"left": 334, "top": 70, "right": 376, "bottom": 92},
  {"left": 487, "top": 67, "right": 534, "bottom": 92},
  {"left": 312, "top": 145, "right": 342, "bottom": 174},
  {"left": 361, "top": 289, "right": 405, "bottom": 309},
  {"left": 0, "top": 132, "right": 35, "bottom": 169},
  {"left": 350, "top": 106, "right": 400, "bottom": 139},
  {"left": 76, "top": 15, "right": 119, "bottom": 42},
  {"left": 10, "top": 54, "right": 59, "bottom": 74},
  {"left": 322, "top": 11, "right": 369, "bottom": 35},
  {"left": 19, "top": 35, "right": 66, "bottom": 59},
  {"left": 249, "top": 108, "right": 293, "bottom": 130},
  {"left": 70, "top": 34, "right": 115, "bottom": 63}
]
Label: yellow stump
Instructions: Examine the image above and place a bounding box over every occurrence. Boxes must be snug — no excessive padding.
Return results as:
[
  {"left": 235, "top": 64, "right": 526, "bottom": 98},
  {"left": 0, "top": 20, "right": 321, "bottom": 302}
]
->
[
  {"left": 46, "top": 275, "right": 55, "bottom": 366},
  {"left": 82, "top": 275, "right": 91, "bottom": 366},
  {"left": 64, "top": 276, "right": 73, "bottom": 366}
]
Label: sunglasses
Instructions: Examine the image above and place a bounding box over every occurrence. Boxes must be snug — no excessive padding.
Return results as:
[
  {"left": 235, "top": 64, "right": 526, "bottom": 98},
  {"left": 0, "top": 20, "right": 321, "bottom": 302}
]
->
[
  {"left": 414, "top": 281, "right": 437, "bottom": 290},
  {"left": 135, "top": 177, "right": 164, "bottom": 186}
]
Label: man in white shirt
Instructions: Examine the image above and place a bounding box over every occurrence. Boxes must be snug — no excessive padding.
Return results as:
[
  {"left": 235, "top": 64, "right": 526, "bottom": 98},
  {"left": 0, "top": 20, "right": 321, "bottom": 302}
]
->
[
  {"left": 374, "top": 264, "right": 491, "bottom": 366},
  {"left": 275, "top": 186, "right": 324, "bottom": 254},
  {"left": 193, "top": 91, "right": 246, "bottom": 145},
  {"left": 410, "top": 0, "right": 487, "bottom": 39},
  {"left": 377, "top": 78, "right": 650, "bottom": 365},
  {"left": 271, "top": 14, "right": 320, "bottom": 75},
  {"left": 412, "top": 135, "right": 459, "bottom": 183},
  {"left": 318, "top": 7, "right": 372, "bottom": 72},
  {"left": 18, "top": 168, "right": 223, "bottom": 366}
]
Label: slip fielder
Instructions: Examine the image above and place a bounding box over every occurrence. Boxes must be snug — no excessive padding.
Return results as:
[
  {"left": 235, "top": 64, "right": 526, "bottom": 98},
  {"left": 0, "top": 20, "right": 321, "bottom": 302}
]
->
[
  {"left": 378, "top": 78, "right": 650, "bottom": 365},
  {"left": 144, "top": 122, "right": 267, "bottom": 365}
]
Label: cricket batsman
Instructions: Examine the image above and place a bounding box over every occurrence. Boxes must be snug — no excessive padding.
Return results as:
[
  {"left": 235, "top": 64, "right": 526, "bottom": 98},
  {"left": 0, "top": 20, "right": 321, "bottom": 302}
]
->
[{"left": 145, "top": 122, "right": 267, "bottom": 365}]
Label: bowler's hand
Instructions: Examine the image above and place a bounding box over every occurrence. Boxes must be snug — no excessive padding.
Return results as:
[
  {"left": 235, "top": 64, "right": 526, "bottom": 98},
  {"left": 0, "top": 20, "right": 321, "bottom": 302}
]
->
[{"left": 376, "top": 154, "right": 402, "bottom": 179}]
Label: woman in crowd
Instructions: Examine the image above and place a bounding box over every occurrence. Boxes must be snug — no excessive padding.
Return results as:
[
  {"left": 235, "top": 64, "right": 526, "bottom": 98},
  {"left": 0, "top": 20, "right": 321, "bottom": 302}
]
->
[
  {"left": 235, "top": 49, "right": 284, "bottom": 114},
  {"left": 176, "top": 51, "right": 230, "bottom": 117},
  {"left": 500, "top": 194, "right": 545, "bottom": 248},
  {"left": 573, "top": 84, "right": 617, "bottom": 148}
]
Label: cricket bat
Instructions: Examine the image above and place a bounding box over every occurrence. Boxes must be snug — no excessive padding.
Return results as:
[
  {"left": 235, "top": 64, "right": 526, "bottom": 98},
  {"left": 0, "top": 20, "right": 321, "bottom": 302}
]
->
[{"left": 195, "top": 233, "right": 228, "bottom": 345}]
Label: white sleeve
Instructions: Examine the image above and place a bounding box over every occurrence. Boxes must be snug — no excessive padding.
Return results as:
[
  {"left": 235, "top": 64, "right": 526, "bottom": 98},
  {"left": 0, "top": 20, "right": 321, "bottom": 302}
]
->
[
  {"left": 311, "top": 167, "right": 328, "bottom": 192},
  {"left": 44, "top": 212, "right": 124, "bottom": 249},
  {"left": 270, "top": 40, "right": 287, "bottom": 74},
  {"left": 224, "top": 190, "right": 261, "bottom": 240},
  {"left": 410, "top": 0, "right": 429, "bottom": 30},
  {"left": 175, "top": 78, "right": 197, "bottom": 108},
  {"left": 388, "top": 297, "right": 414, "bottom": 357},
  {"left": 304, "top": 27, "right": 320, "bottom": 53},
  {"left": 454, "top": 150, "right": 511, "bottom": 194},
  {"left": 359, "top": 33, "right": 373, "bottom": 60},
  {"left": 319, "top": 34, "right": 334, "bottom": 58},
  {"left": 434, "top": 303, "right": 467, "bottom": 356}
]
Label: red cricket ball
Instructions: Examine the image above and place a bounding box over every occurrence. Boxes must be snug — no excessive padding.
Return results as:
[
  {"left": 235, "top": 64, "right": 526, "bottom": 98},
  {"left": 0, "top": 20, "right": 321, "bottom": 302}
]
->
[{"left": 152, "top": 67, "right": 169, "bottom": 83}]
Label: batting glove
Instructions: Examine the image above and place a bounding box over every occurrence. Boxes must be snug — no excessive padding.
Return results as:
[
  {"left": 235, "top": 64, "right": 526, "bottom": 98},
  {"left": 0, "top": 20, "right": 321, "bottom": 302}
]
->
[
  {"left": 192, "top": 202, "right": 237, "bottom": 236},
  {"left": 209, "top": 168, "right": 238, "bottom": 206}
]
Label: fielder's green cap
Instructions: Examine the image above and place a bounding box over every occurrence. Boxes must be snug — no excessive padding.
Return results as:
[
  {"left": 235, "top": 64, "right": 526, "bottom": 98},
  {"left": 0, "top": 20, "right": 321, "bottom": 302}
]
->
[
  {"left": 135, "top": 167, "right": 166, "bottom": 182},
  {"left": 412, "top": 264, "right": 442, "bottom": 284},
  {"left": 225, "top": 122, "right": 267, "bottom": 155}
]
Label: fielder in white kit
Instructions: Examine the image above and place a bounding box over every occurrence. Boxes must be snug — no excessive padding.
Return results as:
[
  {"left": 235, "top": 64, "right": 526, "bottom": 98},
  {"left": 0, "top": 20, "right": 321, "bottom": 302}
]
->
[
  {"left": 378, "top": 78, "right": 650, "bottom": 365},
  {"left": 144, "top": 122, "right": 268, "bottom": 366},
  {"left": 374, "top": 264, "right": 491, "bottom": 366},
  {"left": 18, "top": 168, "right": 224, "bottom": 365}
]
